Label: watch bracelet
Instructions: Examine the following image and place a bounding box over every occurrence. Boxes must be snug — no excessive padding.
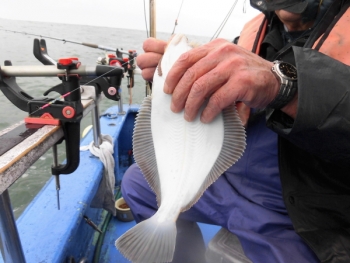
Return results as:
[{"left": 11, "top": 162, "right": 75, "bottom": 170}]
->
[{"left": 266, "top": 81, "right": 297, "bottom": 109}]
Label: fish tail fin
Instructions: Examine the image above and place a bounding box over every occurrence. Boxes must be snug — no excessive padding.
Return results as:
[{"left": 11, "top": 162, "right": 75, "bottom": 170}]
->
[{"left": 115, "top": 213, "right": 177, "bottom": 263}]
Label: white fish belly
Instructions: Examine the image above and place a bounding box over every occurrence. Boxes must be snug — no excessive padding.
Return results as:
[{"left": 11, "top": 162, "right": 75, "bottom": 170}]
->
[
  {"left": 150, "top": 34, "right": 225, "bottom": 208},
  {"left": 151, "top": 87, "right": 224, "bottom": 209}
]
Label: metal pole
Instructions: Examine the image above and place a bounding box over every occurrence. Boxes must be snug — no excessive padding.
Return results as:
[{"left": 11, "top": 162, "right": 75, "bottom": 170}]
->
[
  {"left": 0, "top": 190, "right": 26, "bottom": 263},
  {"left": 52, "top": 145, "right": 61, "bottom": 210},
  {"left": 91, "top": 94, "right": 102, "bottom": 147},
  {"left": 149, "top": 0, "right": 156, "bottom": 38},
  {"left": 0, "top": 65, "right": 121, "bottom": 78},
  {"left": 146, "top": 0, "right": 156, "bottom": 96},
  {"left": 118, "top": 88, "right": 126, "bottom": 115}
]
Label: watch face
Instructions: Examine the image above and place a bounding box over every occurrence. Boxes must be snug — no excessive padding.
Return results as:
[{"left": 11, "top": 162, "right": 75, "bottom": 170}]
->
[{"left": 279, "top": 62, "right": 297, "bottom": 80}]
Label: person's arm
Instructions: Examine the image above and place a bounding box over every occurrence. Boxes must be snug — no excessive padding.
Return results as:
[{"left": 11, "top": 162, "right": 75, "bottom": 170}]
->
[{"left": 267, "top": 47, "right": 350, "bottom": 164}]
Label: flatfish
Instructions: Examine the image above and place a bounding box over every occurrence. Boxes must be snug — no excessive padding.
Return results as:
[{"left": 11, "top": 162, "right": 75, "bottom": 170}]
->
[{"left": 115, "top": 34, "right": 246, "bottom": 262}]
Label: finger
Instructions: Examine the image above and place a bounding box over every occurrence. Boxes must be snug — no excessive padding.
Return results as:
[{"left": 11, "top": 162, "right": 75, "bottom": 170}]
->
[
  {"left": 141, "top": 67, "right": 157, "bottom": 82},
  {"left": 136, "top": 52, "right": 163, "bottom": 70},
  {"left": 143, "top": 38, "right": 167, "bottom": 53},
  {"left": 200, "top": 81, "right": 239, "bottom": 123},
  {"left": 164, "top": 46, "right": 209, "bottom": 94},
  {"left": 181, "top": 66, "right": 228, "bottom": 121},
  {"left": 169, "top": 52, "right": 221, "bottom": 114}
]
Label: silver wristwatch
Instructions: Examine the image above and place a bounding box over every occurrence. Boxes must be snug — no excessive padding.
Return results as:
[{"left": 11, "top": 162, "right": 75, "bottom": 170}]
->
[{"left": 267, "top": 60, "right": 298, "bottom": 109}]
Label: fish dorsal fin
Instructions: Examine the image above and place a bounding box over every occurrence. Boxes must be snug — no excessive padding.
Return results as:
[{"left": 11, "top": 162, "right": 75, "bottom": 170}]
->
[
  {"left": 182, "top": 105, "right": 246, "bottom": 211},
  {"left": 132, "top": 96, "right": 162, "bottom": 206}
]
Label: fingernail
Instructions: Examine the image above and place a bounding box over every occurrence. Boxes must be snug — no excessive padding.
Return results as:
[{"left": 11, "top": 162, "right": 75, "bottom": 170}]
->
[
  {"left": 184, "top": 111, "right": 191, "bottom": 122},
  {"left": 200, "top": 117, "right": 208, "bottom": 123},
  {"left": 164, "top": 82, "right": 170, "bottom": 94},
  {"left": 171, "top": 101, "right": 176, "bottom": 112},
  {"left": 200, "top": 113, "right": 210, "bottom": 124}
]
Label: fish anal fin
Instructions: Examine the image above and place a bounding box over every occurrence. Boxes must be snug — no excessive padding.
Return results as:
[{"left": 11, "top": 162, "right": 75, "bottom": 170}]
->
[{"left": 133, "top": 96, "right": 162, "bottom": 206}]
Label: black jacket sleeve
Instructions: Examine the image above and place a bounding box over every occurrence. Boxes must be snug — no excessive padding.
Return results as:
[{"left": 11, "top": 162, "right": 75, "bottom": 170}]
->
[{"left": 266, "top": 47, "right": 350, "bottom": 165}]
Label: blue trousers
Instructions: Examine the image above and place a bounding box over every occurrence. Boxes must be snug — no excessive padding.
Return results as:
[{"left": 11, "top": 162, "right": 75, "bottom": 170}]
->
[{"left": 121, "top": 116, "right": 319, "bottom": 263}]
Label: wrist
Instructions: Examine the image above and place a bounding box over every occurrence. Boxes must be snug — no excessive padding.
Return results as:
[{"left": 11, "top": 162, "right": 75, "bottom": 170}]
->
[{"left": 267, "top": 61, "right": 298, "bottom": 110}]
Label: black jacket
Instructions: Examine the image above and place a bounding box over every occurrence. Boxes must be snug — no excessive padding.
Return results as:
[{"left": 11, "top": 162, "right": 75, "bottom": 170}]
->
[{"left": 263, "top": 2, "right": 350, "bottom": 262}]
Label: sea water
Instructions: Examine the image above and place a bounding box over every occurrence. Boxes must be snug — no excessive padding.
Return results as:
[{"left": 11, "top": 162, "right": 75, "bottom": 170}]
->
[{"left": 0, "top": 18, "right": 211, "bottom": 218}]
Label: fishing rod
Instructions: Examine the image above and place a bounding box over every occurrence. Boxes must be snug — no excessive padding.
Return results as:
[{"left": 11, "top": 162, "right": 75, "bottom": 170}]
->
[
  {"left": 211, "top": 0, "right": 239, "bottom": 40},
  {"left": 171, "top": 0, "right": 185, "bottom": 35},
  {"left": 0, "top": 28, "right": 133, "bottom": 56}
]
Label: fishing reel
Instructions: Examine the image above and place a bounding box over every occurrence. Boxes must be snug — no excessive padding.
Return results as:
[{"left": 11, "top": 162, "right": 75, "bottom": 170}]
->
[
  {"left": 96, "top": 48, "right": 137, "bottom": 94},
  {"left": 34, "top": 38, "right": 126, "bottom": 102}
]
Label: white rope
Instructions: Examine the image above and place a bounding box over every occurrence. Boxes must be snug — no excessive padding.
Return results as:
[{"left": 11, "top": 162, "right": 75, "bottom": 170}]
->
[{"left": 80, "top": 134, "right": 115, "bottom": 201}]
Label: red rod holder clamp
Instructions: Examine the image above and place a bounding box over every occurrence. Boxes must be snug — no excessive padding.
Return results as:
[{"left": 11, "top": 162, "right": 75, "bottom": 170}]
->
[{"left": 24, "top": 113, "right": 60, "bottom": 126}]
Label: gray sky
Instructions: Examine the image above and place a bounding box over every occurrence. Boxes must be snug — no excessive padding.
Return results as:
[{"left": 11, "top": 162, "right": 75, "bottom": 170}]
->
[{"left": 0, "top": 0, "right": 260, "bottom": 39}]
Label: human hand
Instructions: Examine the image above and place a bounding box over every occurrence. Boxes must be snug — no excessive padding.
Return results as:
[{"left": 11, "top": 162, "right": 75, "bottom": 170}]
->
[
  {"left": 164, "top": 38, "right": 279, "bottom": 123},
  {"left": 136, "top": 38, "right": 167, "bottom": 82}
]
